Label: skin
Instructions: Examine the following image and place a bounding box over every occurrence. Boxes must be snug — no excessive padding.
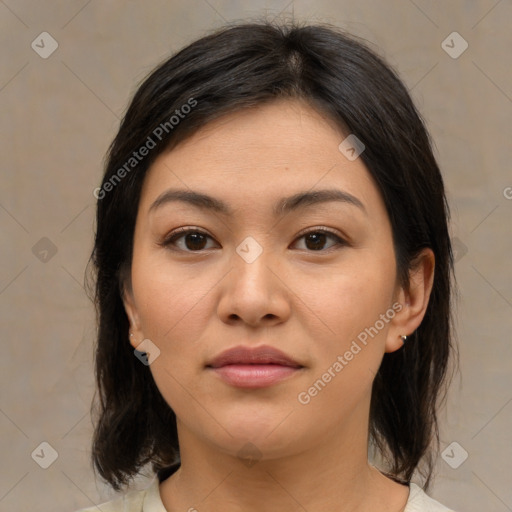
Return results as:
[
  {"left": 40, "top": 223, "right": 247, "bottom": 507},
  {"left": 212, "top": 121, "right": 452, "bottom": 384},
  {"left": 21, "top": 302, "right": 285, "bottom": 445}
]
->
[{"left": 123, "top": 98, "right": 435, "bottom": 512}]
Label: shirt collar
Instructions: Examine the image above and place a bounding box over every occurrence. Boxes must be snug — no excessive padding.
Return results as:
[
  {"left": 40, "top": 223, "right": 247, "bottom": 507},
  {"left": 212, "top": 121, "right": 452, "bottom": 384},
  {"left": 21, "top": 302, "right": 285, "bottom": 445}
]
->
[{"left": 142, "top": 475, "right": 168, "bottom": 512}]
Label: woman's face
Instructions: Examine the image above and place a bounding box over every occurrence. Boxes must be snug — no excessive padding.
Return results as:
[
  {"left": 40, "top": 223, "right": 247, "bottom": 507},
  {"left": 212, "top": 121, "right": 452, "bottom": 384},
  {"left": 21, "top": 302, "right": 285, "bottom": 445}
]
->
[{"left": 124, "top": 98, "right": 412, "bottom": 461}]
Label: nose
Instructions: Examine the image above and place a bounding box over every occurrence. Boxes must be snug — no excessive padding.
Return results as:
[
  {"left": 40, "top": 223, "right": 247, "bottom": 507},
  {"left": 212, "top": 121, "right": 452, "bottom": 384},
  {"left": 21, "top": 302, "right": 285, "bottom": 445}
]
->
[{"left": 216, "top": 245, "right": 291, "bottom": 327}]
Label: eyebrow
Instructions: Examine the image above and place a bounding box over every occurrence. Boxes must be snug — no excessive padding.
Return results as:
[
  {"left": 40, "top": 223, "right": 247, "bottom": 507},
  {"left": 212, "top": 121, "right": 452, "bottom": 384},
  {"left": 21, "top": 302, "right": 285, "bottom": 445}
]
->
[{"left": 149, "top": 188, "right": 367, "bottom": 217}]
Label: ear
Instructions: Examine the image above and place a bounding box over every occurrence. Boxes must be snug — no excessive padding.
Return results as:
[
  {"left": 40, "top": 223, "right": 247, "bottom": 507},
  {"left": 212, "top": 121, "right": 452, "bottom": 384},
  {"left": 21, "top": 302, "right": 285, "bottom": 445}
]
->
[
  {"left": 121, "top": 275, "right": 144, "bottom": 350},
  {"left": 385, "top": 248, "right": 435, "bottom": 353}
]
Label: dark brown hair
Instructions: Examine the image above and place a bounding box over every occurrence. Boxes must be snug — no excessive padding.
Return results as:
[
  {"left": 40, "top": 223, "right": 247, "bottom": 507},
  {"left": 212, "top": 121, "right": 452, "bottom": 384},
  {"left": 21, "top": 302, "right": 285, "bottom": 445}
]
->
[{"left": 87, "top": 19, "right": 457, "bottom": 492}]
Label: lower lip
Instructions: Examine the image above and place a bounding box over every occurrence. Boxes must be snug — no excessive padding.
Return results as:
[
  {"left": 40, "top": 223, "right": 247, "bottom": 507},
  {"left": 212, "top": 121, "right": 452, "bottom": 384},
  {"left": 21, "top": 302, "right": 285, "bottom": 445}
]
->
[{"left": 208, "top": 364, "right": 302, "bottom": 388}]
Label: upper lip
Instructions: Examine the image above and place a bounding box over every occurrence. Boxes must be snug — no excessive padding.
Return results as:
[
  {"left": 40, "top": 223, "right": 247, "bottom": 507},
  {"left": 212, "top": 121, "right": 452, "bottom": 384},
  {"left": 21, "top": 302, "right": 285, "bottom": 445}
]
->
[{"left": 206, "top": 345, "right": 303, "bottom": 369}]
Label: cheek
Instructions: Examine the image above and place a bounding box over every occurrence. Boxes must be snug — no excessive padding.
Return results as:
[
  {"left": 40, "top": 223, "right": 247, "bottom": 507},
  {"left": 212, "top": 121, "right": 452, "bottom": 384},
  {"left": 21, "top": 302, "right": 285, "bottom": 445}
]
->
[
  {"left": 132, "top": 248, "right": 214, "bottom": 340},
  {"left": 292, "top": 252, "right": 396, "bottom": 399},
  {"left": 294, "top": 250, "right": 396, "bottom": 344},
  {"left": 132, "top": 261, "right": 214, "bottom": 413}
]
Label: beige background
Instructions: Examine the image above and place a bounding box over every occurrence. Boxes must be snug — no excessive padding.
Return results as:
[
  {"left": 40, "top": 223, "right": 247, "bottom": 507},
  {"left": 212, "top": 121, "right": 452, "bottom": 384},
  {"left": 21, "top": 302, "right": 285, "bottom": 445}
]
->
[{"left": 1, "top": 1, "right": 511, "bottom": 511}]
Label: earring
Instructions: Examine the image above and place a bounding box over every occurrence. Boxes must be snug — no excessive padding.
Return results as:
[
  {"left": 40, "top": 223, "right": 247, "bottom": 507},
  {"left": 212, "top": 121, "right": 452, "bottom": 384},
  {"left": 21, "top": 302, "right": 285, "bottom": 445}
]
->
[{"left": 400, "top": 334, "right": 407, "bottom": 342}]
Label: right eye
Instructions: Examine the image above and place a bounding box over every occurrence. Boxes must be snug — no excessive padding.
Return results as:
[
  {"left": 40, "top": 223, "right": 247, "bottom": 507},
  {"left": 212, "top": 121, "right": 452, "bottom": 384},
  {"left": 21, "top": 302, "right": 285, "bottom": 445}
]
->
[{"left": 160, "top": 228, "right": 218, "bottom": 252}]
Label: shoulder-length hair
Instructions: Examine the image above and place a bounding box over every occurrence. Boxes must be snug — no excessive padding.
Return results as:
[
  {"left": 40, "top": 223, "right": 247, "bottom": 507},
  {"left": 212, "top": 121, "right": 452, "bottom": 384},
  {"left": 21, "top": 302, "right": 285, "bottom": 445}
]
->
[{"left": 88, "top": 20, "right": 457, "bottom": 492}]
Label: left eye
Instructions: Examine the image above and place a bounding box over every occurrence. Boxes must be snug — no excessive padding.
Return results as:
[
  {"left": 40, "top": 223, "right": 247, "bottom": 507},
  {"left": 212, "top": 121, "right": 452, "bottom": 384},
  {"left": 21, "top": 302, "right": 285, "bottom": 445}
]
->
[
  {"left": 293, "top": 229, "right": 347, "bottom": 251},
  {"left": 161, "top": 228, "right": 347, "bottom": 252}
]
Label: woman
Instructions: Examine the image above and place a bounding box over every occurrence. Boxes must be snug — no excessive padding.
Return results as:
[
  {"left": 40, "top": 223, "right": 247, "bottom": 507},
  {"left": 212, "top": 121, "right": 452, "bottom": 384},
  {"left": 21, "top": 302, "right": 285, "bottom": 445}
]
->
[{"left": 78, "top": 20, "right": 458, "bottom": 512}]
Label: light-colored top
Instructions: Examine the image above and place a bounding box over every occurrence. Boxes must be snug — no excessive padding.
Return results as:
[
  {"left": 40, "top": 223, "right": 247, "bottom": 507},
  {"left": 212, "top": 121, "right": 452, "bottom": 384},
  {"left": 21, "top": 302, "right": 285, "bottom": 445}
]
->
[{"left": 75, "top": 475, "right": 457, "bottom": 512}]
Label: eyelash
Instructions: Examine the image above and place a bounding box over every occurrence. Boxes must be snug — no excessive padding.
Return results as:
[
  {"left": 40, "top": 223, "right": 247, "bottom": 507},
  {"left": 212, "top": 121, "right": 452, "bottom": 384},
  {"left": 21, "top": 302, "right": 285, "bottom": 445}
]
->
[{"left": 160, "top": 226, "right": 348, "bottom": 253}]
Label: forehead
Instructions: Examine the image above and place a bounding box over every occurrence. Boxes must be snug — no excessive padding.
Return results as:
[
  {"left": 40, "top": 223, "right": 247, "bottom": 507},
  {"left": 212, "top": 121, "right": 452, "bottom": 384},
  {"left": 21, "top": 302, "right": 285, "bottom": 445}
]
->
[
  {"left": 163, "top": 99, "right": 348, "bottom": 168},
  {"left": 138, "top": 99, "right": 384, "bottom": 220}
]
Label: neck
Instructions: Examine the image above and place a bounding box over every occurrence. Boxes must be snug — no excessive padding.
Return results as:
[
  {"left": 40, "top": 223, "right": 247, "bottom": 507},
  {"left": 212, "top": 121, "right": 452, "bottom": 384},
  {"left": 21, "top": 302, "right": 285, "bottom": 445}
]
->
[{"left": 159, "top": 418, "right": 409, "bottom": 512}]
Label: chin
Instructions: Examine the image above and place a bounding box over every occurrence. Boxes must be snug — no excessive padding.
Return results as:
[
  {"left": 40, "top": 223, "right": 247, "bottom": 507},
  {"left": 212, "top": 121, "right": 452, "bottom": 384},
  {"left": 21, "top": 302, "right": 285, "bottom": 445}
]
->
[{"left": 216, "top": 417, "right": 305, "bottom": 457}]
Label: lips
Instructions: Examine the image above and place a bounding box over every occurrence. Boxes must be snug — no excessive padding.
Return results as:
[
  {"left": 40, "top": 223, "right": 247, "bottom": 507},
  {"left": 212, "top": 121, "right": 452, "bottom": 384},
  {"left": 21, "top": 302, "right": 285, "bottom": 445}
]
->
[
  {"left": 206, "top": 345, "right": 303, "bottom": 369},
  {"left": 206, "top": 345, "right": 304, "bottom": 389}
]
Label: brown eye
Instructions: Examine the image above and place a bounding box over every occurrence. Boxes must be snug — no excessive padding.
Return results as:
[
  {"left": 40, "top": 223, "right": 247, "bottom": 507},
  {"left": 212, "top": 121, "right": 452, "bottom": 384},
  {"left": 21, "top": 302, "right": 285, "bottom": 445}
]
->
[
  {"left": 293, "top": 229, "right": 347, "bottom": 252},
  {"left": 162, "top": 228, "right": 216, "bottom": 252},
  {"left": 161, "top": 227, "right": 347, "bottom": 253}
]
